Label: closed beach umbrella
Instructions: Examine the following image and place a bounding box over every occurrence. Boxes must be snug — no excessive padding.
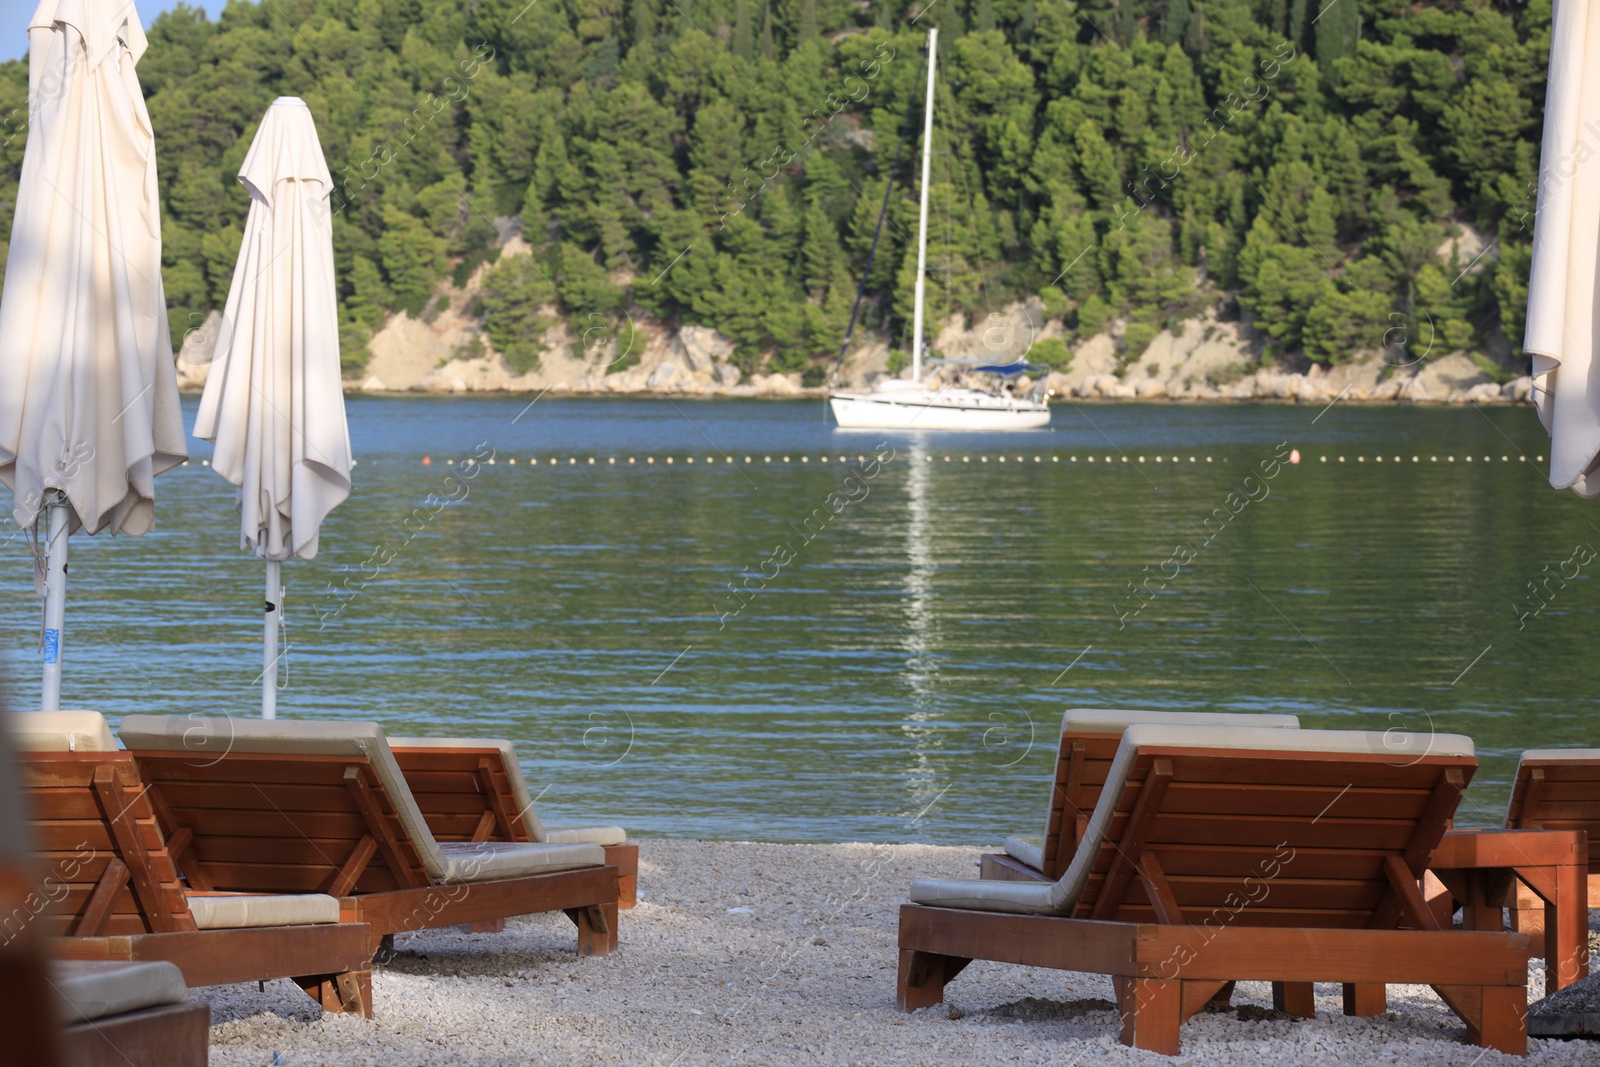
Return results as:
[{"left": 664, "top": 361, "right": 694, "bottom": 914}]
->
[
  {"left": 0, "top": 0, "right": 187, "bottom": 711},
  {"left": 1526, "top": 0, "right": 1600, "bottom": 495},
  {"left": 194, "top": 98, "right": 351, "bottom": 719}
]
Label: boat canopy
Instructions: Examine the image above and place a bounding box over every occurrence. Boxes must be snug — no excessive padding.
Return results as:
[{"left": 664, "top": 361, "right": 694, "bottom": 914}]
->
[{"left": 930, "top": 360, "right": 1045, "bottom": 377}]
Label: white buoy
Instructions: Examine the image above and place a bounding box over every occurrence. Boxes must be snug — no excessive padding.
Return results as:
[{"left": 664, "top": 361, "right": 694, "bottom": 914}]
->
[{"left": 1289, "top": 449, "right": 1301, "bottom": 464}]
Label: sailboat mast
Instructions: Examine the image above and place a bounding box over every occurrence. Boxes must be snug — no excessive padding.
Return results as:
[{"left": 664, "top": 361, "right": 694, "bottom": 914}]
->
[{"left": 910, "top": 28, "right": 937, "bottom": 384}]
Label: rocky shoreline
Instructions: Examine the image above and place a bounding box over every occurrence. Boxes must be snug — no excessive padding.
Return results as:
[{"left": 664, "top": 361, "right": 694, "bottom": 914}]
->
[{"left": 175, "top": 243, "right": 1534, "bottom": 407}]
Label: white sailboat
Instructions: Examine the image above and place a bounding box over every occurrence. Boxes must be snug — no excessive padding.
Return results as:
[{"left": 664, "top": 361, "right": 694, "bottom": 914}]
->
[{"left": 829, "top": 27, "right": 1051, "bottom": 432}]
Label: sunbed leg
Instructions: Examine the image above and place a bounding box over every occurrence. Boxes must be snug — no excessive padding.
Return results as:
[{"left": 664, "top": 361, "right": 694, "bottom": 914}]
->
[
  {"left": 1423, "top": 870, "right": 1455, "bottom": 929},
  {"left": 1475, "top": 986, "right": 1528, "bottom": 1056},
  {"left": 1115, "top": 976, "right": 1181, "bottom": 1055},
  {"left": 1207, "top": 980, "right": 1236, "bottom": 1008},
  {"left": 1549, "top": 861, "right": 1588, "bottom": 990},
  {"left": 567, "top": 903, "right": 618, "bottom": 957},
  {"left": 605, "top": 844, "right": 640, "bottom": 909},
  {"left": 1510, "top": 879, "right": 1544, "bottom": 943},
  {"left": 896, "top": 949, "right": 968, "bottom": 1012},
  {"left": 374, "top": 934, "right": 397, "bottom": 963},
  {"left": 1342, "top": 983, "right": 1385, "bottom": 1016},
  {"left": 293, "top": 970, "right": 373, "bottom": 1018},
  {"left": 1271, "top": 981, "right": 1315, "bottom": 1018}
]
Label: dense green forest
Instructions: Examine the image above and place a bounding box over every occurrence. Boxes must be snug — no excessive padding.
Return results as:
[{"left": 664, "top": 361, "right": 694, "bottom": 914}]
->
[{"left": 0, "top": 0, "right": 1549, "bottom": 378}]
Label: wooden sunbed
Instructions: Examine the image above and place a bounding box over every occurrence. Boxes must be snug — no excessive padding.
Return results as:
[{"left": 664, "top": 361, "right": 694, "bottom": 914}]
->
[
  {"left": 53, "top": 960, "right": 209, "bottom": 1067},
  {"left": 981, "top": 709, "right": 1300, "bottom": 883},
  {"left": 117, "top": 715, "right": 621, "bottom": 957},
  {"left": 1504, "top": 750, "right": 1600, "bottom": 924},
  {"left": 0, "top": 706, "right": 66, "bottom": 1066},
  {"left": 3, "top": 714, "right": 206, "bottom": 1064},
  {"left": 388, "top": 736, "right": 638, "bottom": 908},
  {"left": 898, "top": 724, "right": 1529, "bottom": 1056},
  {"left": 15, "top": 712, "right": 375, "bottom": 1015}
]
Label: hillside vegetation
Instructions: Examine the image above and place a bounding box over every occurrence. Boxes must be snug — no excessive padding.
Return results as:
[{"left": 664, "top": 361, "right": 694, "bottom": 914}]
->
[{"left": 0, "top": 0, "right": 1548, "bottom": 378}]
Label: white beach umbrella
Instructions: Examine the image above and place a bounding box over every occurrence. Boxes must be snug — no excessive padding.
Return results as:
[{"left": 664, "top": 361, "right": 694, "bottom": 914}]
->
[
  {"left": 0, "top": 0, "right": 187, "bottom": 712},
  {"left": 193, "top": 98, "right": 351, "bottom": 719},
  {"left": 1526, "top": 0, "right": 1600, "bottom": 495}
]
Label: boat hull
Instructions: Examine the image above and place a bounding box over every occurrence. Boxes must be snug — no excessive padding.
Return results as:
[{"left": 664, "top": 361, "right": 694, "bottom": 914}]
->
[{"left": 829, "top": 392, "right": 1050, "bottom": 431}]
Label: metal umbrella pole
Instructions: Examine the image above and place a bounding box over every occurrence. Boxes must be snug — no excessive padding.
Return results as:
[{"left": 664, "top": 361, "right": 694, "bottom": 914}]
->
[
  {"left": 263, "top": 559, "right": 282, "bottom": 719},
  {"left": 39, "top": 490, "right": 68, "bottom": 713}
]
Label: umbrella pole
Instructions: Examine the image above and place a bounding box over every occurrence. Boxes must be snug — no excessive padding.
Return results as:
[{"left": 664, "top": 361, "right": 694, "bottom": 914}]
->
[
  {"left": 40, "top": 492, "right": 68, "bottom": 714},
  {"left": 263, "top": 560, "right": 281, "bottom": 719}
]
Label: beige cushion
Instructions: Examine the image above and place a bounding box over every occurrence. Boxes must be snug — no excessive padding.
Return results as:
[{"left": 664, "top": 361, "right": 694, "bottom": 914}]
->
[
  {"left": 1518, "top": 749, "right": 1600, "bottom": 762},
  {"left": 913, "top": 725, "right": 1474, "bottom": 916},
  {"left": 51, "top": 960, "right": 187, "bottom": 1024},
  {"left": 387, "top": 735, "right": 627, "bottom": 845},
  {"left": 118, "top": 716, "right": 604, "bottom": 887},
  {"left": 544, "top": 825, "right": 628, "bottom": 846},
  {"left": 436, "top": 840, "right": 606, "bottom": 882},
  {"left": 1001, "top": 834, "right": 1044, "bottom": 869},
  {"left": 8, "top": 710, "right": 118, "bottom": 752},
  {"left": 186, "top": 893, "right": 340, "bottom": 929},
  {"left": 1059, "top": 708, "right": 1300, "bottom": 735}
]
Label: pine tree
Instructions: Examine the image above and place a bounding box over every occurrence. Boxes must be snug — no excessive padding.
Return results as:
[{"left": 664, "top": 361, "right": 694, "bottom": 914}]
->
[
  {"left": 977, "top": 0, "right": 996, "bottom": 33},
  {"left": 760, "top": 0, "right": 775, "bottom": 58},
  {"left": 733, "top": 0, "right": 754, "bottom": 59},
  {"left": 1162, "top": 0, "right": 1190, "bottom": 45},
  {"left": 1287, "top": 0, "right": 1308, "bottom": 48},
  {"left": 1314, "top": 0, "right": 1359, "bottom": 77},
  {"left": 798, "top": 0, "right": 819, "bottom": 43}
]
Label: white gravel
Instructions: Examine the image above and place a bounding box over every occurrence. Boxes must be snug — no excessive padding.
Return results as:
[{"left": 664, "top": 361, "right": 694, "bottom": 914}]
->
[{"left": 197, "top": 841, "right": 1598, "bottom": 1065}]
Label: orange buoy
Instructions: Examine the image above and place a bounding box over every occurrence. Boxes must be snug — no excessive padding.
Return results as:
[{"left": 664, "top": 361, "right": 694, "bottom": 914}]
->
[
  {"left": 1288, "top": 449, "right": 1301, "bottom": 465},
  {"left": 422, "top": 456, "right": 431, "bottom": 465}
]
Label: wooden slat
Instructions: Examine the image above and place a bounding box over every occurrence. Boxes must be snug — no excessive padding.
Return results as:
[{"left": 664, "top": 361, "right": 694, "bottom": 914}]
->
[
  {"left": 72, "top": 858, "right": 130, "bottom": 936},
  {"left": 344, "top": 865, "right": 619, "bottom": 937}
]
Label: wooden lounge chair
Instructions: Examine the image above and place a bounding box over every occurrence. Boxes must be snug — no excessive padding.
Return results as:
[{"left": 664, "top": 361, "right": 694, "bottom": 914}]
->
[
  {"left": 117, "top": 715, "right": 621, "bottom": 956},
  {"left": 388, "top": 736, "right": 638, "bottom": 908},
  {"left": 53, "top": 960, "right": 208, "bottom": 1067},
  {"left": 982, "top": 709, "right": 1298, "bottom": 883},
  {"left": 15, "top": 713, "right": 375, "bottom": 1015},
  {"left": 0, "top": 704, "right": 66, "bottom": 1066},
  {"left": 898, "top": 724, "right": 1529, "bottom": 1056},
  {"left": 1504, "top": 749, "right": 1600, "bottom": 913},
  {"left": 1497, "top": 751, "right": 1600, "bottom": 908}
]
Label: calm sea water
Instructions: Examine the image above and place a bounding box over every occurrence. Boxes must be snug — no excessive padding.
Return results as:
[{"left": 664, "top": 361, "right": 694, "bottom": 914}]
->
[{"left": 1, "top": 396, "right": 1592, "bottom": 843}]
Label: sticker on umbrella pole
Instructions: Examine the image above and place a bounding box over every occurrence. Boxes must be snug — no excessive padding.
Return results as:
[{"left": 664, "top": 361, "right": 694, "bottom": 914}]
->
[{"left": 43, "top": 629, "right": 59, "bottom": 665}]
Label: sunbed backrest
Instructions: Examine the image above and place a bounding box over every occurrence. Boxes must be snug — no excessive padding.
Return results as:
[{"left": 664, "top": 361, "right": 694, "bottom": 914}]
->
[
  {"left": 1505, "top": 750, "right": 1600, "bottom": 873},
  {"left": 118, "top": 716, "right": 450, "bottom": 893},
  {"left": 1037, "top": 710, "right": 1300, "bottom": 877},
  {"left": 387, "top": 738, "right": 545, "bottom": 842},
  {"left": 1043, "top": 724, "right": 1475, "bottom": 925},
  {"left": 17, "top": 751, "right": 196, "bottom": 937}
]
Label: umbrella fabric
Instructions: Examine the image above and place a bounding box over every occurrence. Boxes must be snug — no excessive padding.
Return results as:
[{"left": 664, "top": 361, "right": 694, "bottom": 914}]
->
[
  {"left": 0, "top": 0, "right": 186, "bottom": 535},
  {"left": 1526, "top": 0, "right": 1600, "bottom": 496},
  {"left": 193, "top": 98, "right": 351, "bottom": 561}
]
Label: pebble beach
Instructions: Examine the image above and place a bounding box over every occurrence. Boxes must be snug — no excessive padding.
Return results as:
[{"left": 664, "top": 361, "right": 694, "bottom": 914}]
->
[{"left": 195, "top": 841, "right": 1598, "bottom": 1066}]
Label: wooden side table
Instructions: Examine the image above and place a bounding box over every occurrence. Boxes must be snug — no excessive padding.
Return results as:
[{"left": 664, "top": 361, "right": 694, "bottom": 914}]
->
[{"left": 1426, "top": 828, "right": 1589, "bottom": 991}]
